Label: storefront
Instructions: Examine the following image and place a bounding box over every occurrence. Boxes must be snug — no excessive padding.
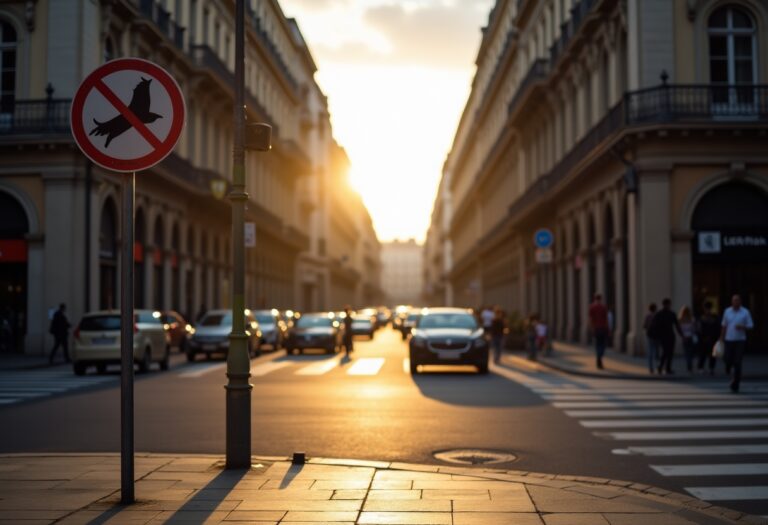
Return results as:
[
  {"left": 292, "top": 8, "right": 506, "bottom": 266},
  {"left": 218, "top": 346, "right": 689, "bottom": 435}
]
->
[
  {"left": 691, "top": 181, "right": 768, "bottom": 353},
  {"left": 0, "top": 190, "right": 28, "bottom": 353}
]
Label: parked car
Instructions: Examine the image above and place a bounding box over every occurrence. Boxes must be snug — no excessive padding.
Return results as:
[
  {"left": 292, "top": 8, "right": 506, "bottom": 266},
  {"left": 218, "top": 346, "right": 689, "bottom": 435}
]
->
[
  {"left": 400, "top": 310, "right": 422, "bottom": 340},
  {"left": 351, "top": 314, "right": 375, "bottom": 339},
  {"left": 376, "top": 307, "right": 391, "bottom": 328},
  {"left": 72, "top": 310, "right": 170, "bottom": 375},
  {"left": 409, "top": 307, "right": 489, "bottom": 374},
  {"left": 253, "top": 309, "right": 287, "bottom": 350},
  {"left": 160, "top": 310, "right": 189, "bottom": 352},
  {"left": 285, "top": 313, "right": 342, "bottom": 354},
  {"left": 187, "top": 309, "right": 262, "bottom": 361}
]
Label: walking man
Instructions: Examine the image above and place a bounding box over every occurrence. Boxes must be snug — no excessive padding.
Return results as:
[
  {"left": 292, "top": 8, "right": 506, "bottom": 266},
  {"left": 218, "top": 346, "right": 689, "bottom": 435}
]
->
[
  {"left": 342, "top": 306, "right": 354, "bottom": 357},
  {"left": 649, "top": 298, "right": 683, "bottom": 375},
  {"left": 48, "top": 303, "right": 71, "bottom": 364},
  {"left": 720, "top": 294, "right": 753, "bottom": 393},
  {"left": 643, "top": 303, "right": 658, "bottom": 374},
  {"left": 588, "top": 293, "right": 609, "bottom": 369},
  {"left": 697, "top": 301, "right": 720, "bottom": 375}
]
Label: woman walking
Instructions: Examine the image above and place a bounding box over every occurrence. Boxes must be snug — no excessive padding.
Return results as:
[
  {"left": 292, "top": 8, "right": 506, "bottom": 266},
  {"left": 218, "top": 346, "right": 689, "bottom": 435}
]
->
[{"left": 679, "top": 306, "right": 696, "bottom": 373}]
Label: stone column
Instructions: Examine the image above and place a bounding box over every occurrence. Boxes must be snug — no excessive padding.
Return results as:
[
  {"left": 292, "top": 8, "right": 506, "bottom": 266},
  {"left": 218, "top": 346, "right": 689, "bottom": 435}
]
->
[
  {"left": 579, "top": 249, "right": 590, "bottom": 344},
  {"left": 612, "top": 239, "right": 626, "bottom": 352},
  {"left": 625, "top": 192, "right": 641, "bottom": 355}
]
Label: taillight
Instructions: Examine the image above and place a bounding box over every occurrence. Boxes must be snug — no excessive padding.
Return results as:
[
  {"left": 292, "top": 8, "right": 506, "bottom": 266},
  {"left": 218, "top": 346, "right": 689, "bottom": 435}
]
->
[
  {"left": 134, "top": 323, "right": 139, "bottom": 333},
  {"left": 74, "top": 324, "right": 80, "bottom": 340}
]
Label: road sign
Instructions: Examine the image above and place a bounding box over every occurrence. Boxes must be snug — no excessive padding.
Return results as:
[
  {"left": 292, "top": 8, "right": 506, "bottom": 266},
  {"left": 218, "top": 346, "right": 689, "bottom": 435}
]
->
[
  {"left": 535, "top": 248, "right": 553, "bottom": 264},
  {"left": 244, "top": 223, "right": 256, "bottom": 248},
  {"left": 534, "top": 228, "right": 554, "bottom": 249},
  {"left": 71, "top": 58, "right": 185, "bottom": 173}
]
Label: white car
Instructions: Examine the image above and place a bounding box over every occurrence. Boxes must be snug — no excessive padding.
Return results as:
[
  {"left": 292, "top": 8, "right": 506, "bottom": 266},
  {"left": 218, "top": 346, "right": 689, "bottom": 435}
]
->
[{"left": 72, "top": 310, "right": 170, "bottom": 375}]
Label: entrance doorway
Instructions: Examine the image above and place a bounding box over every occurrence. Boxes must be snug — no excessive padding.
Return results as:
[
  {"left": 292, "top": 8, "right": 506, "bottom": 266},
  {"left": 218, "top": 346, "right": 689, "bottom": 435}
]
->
[
  {"left": 0, "top": 190, "right": 29, "bottom": 353},
  {"left": 691, "top": 181, "right": 768, "bottom": 353}
]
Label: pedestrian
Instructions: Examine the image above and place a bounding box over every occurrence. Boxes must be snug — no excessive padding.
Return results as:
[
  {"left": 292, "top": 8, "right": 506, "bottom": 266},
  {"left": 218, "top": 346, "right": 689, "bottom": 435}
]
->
[
  {"left": 697, "top": 301, "right": 720, "bottom": 375},
  {"left": 490, "top": 308, "right": 506, "bottom": 364},
  {"left": 649, "top": 298, "right": 683, "bottom": 375},
  {"left": 678, "top": 305, "right": 697, "bottom": 373},
  {"left": 342, "top": 305, "right": 354, "bottom": 356},
  {"left": 588, "top": 293, "right": 609, "bottom": 369},
  {"left": 48, "top": 303, "right": 71, "bottom": 364},
  {"left": 643, "top": 303, "right": 658, "bottom": 374},
  {"left": 481, "top": 305, "right": 494, "bottom": 337},
  {"left": 535, "top": 317, "right": 548, "bottom": 355},
  {"left": 720, "top": 294, "right": 754, "bottom": 393},
  {"left": 526, "top": 314, "right": 538, "bottom": 361}
]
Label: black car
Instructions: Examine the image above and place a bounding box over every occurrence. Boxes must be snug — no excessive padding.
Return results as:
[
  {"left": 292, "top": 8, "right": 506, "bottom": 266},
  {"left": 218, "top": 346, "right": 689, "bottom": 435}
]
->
[
  {"left": 286, "top": 313, "right": 342, "bottom": 354},
  {"left": 408, "top": 307, "right": 489, "bottom": 374}
]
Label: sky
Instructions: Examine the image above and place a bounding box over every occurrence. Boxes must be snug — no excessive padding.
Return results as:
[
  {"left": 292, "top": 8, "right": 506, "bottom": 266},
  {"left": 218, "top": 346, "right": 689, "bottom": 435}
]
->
[{"left": 279, "top": 0, "right": 494, "bottom": 242}]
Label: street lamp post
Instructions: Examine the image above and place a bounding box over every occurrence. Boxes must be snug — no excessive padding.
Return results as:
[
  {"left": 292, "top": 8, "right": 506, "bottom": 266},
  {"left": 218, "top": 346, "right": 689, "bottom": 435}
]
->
[{"left": 226, "top": 0, "right": 252, "bottom": 469}]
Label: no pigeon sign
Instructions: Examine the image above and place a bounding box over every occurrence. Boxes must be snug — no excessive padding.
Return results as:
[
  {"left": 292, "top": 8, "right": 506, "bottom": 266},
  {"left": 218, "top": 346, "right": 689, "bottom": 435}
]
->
[{"left": 71, "top": 58, "right": 185, "bottom": 173}]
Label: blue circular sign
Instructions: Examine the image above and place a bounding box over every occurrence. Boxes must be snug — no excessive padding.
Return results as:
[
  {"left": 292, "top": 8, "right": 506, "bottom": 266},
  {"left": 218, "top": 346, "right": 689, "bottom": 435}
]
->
[{"left": 534, "top": 228, "right": 554, "bottom": 248}]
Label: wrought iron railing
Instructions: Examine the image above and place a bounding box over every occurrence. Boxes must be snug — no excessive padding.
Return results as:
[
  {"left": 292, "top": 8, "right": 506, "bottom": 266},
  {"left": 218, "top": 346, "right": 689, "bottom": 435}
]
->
[
  {"left": 507, "top": 58, "right": 548, "bottom": 117},
  {"left": 138, "top": 0, "right": 185, "bottom": 52},
  {"left": 0, "top": 98, "right": 71, "bottom": 135},
  {"left": 246, "top": 4, "right": 298, "bottom": 92},
  {"left": 549, "top": 0, "right": 597, "bottom": 66}
]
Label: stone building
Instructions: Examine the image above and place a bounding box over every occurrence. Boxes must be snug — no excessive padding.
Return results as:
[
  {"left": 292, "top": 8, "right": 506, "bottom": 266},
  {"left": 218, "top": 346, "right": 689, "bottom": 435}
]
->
[
  {"left": 382, "top": 239, "right": 424, "bottom": 307},
  {"left": 0, "top": 0, "right": 379, "bottom": 355},
  {"left": 426, "top": 0, "right": 768, "bottom": 355}
]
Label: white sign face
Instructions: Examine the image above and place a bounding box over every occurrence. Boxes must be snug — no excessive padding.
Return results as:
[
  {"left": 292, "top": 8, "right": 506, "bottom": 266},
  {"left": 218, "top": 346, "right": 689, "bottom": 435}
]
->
[
  {"left": 245, "top": 223, "right": 256, "bottom": 248},
  {"left": 535, "top": 248, "right": 553, "bottom": 264},
  {"left": 698, "top": 231, "right": 721, "bottom": 254},
  {"left": 71, "top": 58, "right": 185, "bottom": 173}
]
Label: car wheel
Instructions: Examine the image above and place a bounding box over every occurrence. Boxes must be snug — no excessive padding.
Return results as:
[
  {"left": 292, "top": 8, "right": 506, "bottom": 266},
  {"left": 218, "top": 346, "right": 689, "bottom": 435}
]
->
[
  {"left": 160, "top": 346, "right": 170, "bottom": 371},
  {"left": 138, "top": 348, "right": 151, "bottom": 373},
  {"left": 477, "top": 362, "right": 489, "bottom": 374},
  {"left": 186, "top": 350, "right": 196, "bottom": 362},
  {"left": 73, "top": 362, "right": 86, "bottom": 376}
]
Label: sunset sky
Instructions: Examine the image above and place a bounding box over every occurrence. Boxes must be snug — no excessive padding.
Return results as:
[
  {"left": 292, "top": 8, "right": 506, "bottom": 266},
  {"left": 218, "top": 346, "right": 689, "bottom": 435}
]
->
[{"left": 279, "top": 0, "right": 494, "bottom": 242}]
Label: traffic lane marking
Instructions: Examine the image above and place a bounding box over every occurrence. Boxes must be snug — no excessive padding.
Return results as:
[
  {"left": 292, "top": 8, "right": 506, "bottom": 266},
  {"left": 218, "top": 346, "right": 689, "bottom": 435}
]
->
[
  {"left": 347, "top": 358, "right": 385, "bottom": 376},
  {"left": 612, "top": 444, "right": 768, "bottom": 456},
  {"left": 581, "top": 418, "right": 768, "bottom": 428},
  {"left": 553, "top": 400, "right": 768, "bottom": 408},
  {"left": 566, "top": 408, "right": 768, "bottom": 418},
  {"left": 685, "top": 486, "right": 768, "bottom": 501},
  {"left": 652, "top": 463, "right": 768, "bottom": 476},
  {"left": 597, "top": 430, "right": 768, "bottom": 440}
]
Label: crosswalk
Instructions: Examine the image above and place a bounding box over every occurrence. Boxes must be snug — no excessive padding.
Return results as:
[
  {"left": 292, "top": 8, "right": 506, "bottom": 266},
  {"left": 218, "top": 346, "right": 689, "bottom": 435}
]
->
[
  {"left": 0, "top": 368, "right": 115, "bottom": 407},
  {"left": 492, "top": 361, "right": 768, "bottom": 515}
]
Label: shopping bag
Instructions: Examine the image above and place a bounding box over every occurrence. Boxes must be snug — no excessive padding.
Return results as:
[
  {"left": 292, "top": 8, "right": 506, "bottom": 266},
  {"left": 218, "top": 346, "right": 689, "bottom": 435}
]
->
[{"left": 712, "top": 340, "right": 725, "bottom": 358}]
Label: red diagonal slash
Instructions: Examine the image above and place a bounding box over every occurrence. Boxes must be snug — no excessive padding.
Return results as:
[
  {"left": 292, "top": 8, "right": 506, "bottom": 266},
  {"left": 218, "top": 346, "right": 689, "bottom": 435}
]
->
[{"left": 93, "top": 79, "right": 164, "bottom": 150}]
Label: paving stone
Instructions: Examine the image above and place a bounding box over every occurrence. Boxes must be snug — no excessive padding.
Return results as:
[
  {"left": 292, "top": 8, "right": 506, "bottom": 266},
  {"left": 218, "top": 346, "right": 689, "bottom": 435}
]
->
[
  {"left": 191, "top": 488, "right": 333, "bottom": 501},
  {"left": 363, "top": 499, "right": 452, "bottom": 512},
  {"left": 311, "top": 479, "right": 371, "bottom": 490},
  {"left": 413, "top": 480, "right": 522, "bottom": 490},
  {"left": 146, "top": 510, "right": 231, "bottom": 523},
  {"left": 528, "top": 486, "right": 668, "bottom": 514},
  {"left": 565, "top": 485, "right": 623, "bottom": 499},
  {"left": 234, "top": 499, "right": 362, "bottom": 512},
  {"left": 309, "top": 458, "right": 390, "bottom": 469},
  {"left": 389, "top": 463, "right": 441, "bottom": 472},
  {"left": 221, "top": 510, "right": 285, "bottom": 521},
  {"left": 123, "top": 500, "right": 241, "bottom": 512},
  {"left": 332, "top": 489, "right": 368, "bottom": 499},
  {"left": 543, "top": 513, "right": 610, "bottom": 525},
  {"left": 55, "top": 509, "right": 161, "bottom": 524},
  {"left": 282, "top": 511, "right": 360, "bottom": 522},
  {"left": 367, "top": 490, "right": 422, "bottom": 500},
  {"left": 421, "top": 489, "right": 490, "bottom": 500},
  {"left": 373, "top": 471, "right": 453, "bottom": 481},
  {"left": 453, "top": 499, "right": 537, "bottom": 513},
  {"left": 602, "top": 513, "right": 700, "bottom": 525},
  {"left": 260, "top": 479, "right": 314, "bottom": 490},
  {"left": 453, "top": 512, "right": 544, "bottom": 525},
  {"left": 0, "top": 509, "right": 71, "bottom": 520},
  {"left": 358, "top": 511, "right": 453, "bottom": 524},
  {"left": 371, "top": 479, "right": 412, "bottom": 490}
]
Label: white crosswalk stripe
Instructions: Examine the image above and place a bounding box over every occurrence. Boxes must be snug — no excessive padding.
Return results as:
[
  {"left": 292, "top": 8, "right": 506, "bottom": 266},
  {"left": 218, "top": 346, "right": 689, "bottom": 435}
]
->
[
  {"left": 0, "top": 368, "right": 115, "bottom": 407},
  {"left": 347, "top": 358, "right": 385, "bottom": 376},
  {"left": 498, "top": 358, "right": 768, "bottom": 509},
  {"left": 295, "top": 356, "right": 343, "bottom": 376},
  {"left": 176, "top": 355, "right": 392, "bottom": 379}
]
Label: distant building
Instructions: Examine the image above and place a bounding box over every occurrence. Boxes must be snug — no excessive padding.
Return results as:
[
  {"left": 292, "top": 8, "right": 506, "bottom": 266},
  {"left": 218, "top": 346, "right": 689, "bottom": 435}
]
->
[
  {"left": 382, "top": 240, "right": 423, "bottom": 306},
  {"left": 426, "top": 0, "right": 768, "bottom": 355}
]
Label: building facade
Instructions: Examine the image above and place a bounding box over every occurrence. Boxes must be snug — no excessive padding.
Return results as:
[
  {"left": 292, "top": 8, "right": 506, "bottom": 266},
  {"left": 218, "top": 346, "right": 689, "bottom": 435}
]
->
[
  {"left": 0, "top": 0, "right": 379, "bottom": 355},
  {"left": 382, "top": 239, "right": 424, "bottom": 307},
  {"left": 426, "top": 0, "right": 768, "bottom": 355}
]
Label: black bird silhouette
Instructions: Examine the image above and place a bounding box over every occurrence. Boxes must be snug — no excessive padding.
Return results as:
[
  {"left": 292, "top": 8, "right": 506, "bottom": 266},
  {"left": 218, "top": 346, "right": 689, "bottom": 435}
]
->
[{"left": 90, "top": 77, "right": 163, "bottom": 148}]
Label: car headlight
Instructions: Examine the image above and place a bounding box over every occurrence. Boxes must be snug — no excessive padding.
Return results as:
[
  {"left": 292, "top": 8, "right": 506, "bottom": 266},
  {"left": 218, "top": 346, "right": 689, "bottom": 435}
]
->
[{"left": 411, "top": 337, "right": 426, "bottom": 349}]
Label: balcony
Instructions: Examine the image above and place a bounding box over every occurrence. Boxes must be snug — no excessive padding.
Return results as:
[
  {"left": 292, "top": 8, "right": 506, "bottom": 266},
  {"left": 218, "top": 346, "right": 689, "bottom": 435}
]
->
[
  {"left": 0, "top": 98, "right": 71, "bottom": 136},
  {"left": 507, "top": 58, "right": 548, "bottom": 120},
  {"left": 549, "top": 0, "right": 597, "bottom": 67},
  {"left": 137, "top": 0, "right": 185, "bottom": 52},
  {"left": 245, "top": 4, "right": 298, "bottom": 93}
]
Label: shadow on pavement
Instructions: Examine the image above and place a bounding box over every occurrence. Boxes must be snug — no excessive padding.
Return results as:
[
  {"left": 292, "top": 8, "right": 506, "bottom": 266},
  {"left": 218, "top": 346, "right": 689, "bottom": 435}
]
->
[{"left": 278, "top": 463, "right": 304, "bottom": 489}]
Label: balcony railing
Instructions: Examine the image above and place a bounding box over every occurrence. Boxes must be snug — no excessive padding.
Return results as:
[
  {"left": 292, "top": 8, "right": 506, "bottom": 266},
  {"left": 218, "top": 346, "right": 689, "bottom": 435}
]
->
[
  {"left": 549, "top": 0, "right": 597, "bottom": 67},
  {"left": 245, "top": 4, "right": 298, "bottom": 92},
  {"left": 508, "top": 83, "right": 768, "bottom": 218},
  {"left": 507, "top": 58, "right": 548, "bottom": 117},
  {"left": 138, "top": 0, "right": 185, "bottom": 52},
  {"left": 0, "top": 98, "right": 71, "bottom": 135}
]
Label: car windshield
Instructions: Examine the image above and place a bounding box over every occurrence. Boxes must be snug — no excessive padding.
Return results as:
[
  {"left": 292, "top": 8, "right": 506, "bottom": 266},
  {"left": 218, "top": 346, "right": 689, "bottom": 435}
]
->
[
  {"left": 418, "top": 313, "right": 477, "bottom": 330},
  {"left": 255, "top": 314, "right": 274, "bottom": 324},
  {"left": 406, "top": 314, "right": 420, "bottom": 321},
  {"left": 200, "top": 313, "right": 232, "bottom": 327},
  {"left": 80, "top": 316, "right": 121, "bottom": 331},
  {"left": 296, "top": 316, "right": 332, "bottom": 328},
  {"left": 353, "top": 319, "right": 371, "bottom": 325}
]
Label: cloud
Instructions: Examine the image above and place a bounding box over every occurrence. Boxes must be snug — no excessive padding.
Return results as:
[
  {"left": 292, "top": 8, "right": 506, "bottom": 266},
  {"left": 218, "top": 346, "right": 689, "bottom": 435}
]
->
[{"left": 281, "top": 0, "right": 349, "bottom": 11}]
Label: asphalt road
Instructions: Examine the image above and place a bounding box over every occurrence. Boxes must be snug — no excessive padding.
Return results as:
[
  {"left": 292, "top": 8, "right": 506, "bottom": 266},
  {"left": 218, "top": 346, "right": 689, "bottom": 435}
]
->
[{"left": 1, "top": 327, "right": 767, "bottom": 516}]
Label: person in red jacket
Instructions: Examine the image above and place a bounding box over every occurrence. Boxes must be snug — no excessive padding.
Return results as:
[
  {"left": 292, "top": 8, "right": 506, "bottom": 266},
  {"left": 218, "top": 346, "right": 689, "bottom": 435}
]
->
[{"left": 588, "top": 293, "right": 609, "bottom": 369}]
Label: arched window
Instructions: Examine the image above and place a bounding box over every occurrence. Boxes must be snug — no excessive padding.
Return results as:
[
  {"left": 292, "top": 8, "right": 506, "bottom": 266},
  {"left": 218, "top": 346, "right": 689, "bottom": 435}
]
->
[
  {"left": 0, "top": 20, "right": 17, "bottom": 115},
  {"left": 153, "top": 216, "right": 165, "bottom": 308},
  {"left": 99, "top": 199, "right": 118, "bottom": 310},
  {"left": 104, "top": 37, "right": 115, "bottom": 63},
  {"left": 708, "top": 5, "right": 757, "bottom": 105}
]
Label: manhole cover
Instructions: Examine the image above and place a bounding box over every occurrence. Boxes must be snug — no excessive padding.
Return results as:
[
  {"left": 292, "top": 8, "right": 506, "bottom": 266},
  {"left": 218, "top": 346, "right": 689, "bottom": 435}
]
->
[{"left": 433, "top": 449, "right": 517, "bottom": 465}]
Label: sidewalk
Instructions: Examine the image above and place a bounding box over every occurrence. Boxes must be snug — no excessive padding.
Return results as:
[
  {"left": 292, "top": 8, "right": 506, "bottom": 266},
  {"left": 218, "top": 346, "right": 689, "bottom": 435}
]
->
[
  {"left": 0, "top": 353, "right": 66, "bottom": 371},
  {"left": 0, "top": 454, "right": 763, "bottom": 524},
  {"left": 533, "top": 341, "right": 768, "bottom": 380}
]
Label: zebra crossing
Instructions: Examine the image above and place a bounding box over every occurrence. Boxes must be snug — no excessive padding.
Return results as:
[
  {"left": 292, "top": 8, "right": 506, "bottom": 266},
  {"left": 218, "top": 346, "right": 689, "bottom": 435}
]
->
[
  {"left": 492, "top": 361, "right": 768, "bottom": 515},
  {"left": 0, "top": 367, "right": 115, "bottom": 407}
]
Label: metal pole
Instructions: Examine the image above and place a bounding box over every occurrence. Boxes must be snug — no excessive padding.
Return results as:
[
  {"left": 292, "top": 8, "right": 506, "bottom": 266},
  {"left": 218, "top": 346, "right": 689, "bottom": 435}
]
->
[
  {"left": 120, "top": 172, "right": 135, "bottom": 503},
  {"left": 225, "top": 0, "right": 252, "bottom": 470}
]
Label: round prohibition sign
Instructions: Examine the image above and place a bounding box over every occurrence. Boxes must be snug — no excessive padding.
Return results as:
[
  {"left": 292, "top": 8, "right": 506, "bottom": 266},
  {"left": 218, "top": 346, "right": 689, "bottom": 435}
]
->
[{"left": 71, "top": 58, "right": 185, "bottom": 173}]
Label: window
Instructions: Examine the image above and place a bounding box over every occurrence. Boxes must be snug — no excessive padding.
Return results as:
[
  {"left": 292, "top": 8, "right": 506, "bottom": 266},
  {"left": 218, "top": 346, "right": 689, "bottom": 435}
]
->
[
  {"left": 708, "top": 5, "right": 757, "bottom": 104},
  {"left": 104, "top": 37, "right": 115, "bottom": 63},
  {"left": 0, "top": 20, "right": 17, "bottom": 115}
]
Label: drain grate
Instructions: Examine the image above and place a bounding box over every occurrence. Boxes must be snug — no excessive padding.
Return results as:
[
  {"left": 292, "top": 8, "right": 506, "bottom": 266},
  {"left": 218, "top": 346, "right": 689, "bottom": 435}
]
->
[{"left": 433, "top": 449, "right": 517, "bottom": 465}]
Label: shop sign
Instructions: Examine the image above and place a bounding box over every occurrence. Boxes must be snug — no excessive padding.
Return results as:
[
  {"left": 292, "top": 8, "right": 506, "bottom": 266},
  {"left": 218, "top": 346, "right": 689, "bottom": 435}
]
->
[
  {"left": 696, "top": 230, "right": 768, "bottom": 259},
  {"left": 0, "top": 240, "right": 27, "bottom": 262}
]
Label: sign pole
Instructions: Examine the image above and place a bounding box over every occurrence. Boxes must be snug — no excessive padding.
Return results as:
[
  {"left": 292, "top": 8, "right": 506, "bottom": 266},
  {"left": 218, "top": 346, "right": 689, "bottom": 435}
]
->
[
  {"left": 120, "top": 172, "right": 135, "bottom": 503},
  {"left": 225, "top": 0, "right": 252, "bottom": 470}
]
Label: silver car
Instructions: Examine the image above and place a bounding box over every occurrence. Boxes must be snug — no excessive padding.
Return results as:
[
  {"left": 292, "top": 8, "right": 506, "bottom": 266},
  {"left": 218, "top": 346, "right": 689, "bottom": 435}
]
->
[
  {"left": 187, "top": 309, "right": 262, "bottom": 361},
  {"left": 252, "top": 309, "right": 287, "bottom": 350},
  {"left": 72, "top": 310, "right": 170, "bottom": 375}
]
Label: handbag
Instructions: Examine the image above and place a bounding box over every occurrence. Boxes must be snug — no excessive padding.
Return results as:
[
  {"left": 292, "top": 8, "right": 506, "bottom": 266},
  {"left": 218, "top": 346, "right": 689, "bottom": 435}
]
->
[{"left": 712, "top": 340, "right": 725, "bottom": 358}]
